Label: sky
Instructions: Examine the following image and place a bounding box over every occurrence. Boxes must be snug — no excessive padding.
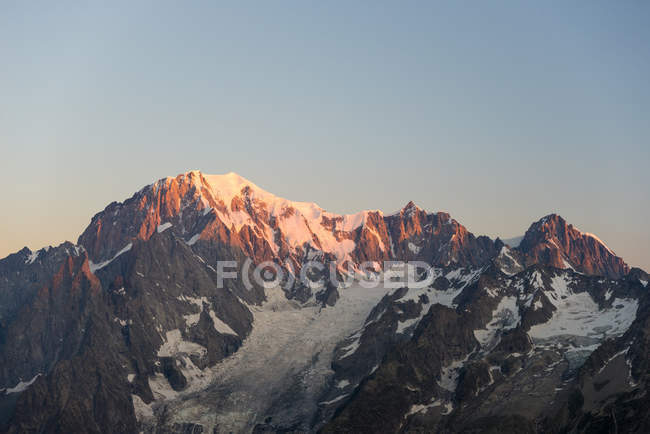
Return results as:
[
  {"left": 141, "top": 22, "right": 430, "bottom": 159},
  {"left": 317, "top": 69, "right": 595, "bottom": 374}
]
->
[{"left": 1, "top": 1, "right": 649, "bottom": 270}]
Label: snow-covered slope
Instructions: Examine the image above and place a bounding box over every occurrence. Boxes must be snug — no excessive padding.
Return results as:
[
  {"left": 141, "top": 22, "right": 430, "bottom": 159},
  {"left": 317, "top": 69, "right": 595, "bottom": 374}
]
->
[{"left": 138, "top": 281, "right": 398, "bottom": 432}]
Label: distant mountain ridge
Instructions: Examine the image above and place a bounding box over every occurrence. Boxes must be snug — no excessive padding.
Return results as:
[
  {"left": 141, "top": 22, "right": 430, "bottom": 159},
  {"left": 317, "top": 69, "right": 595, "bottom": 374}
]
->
[{"left": 76, "top": 171, "right": 629, "bottom": 282}]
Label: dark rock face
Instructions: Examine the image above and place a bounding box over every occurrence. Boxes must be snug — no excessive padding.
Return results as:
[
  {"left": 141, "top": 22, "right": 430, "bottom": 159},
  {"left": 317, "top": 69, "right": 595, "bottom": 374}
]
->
[
  {"left": 0, "top": 247, "right": 99, "bottom": 396},
  {"left": 323, "top": 266, "right": 648, "bottom": 433},
  {"left": 0, "top": 171, "right": 647, "bottom": 433},
  {"left": 0, "top": 242, "right": 84, "bottom": 322},
  {"left": 0, "top": 231, "right": 254, "bottom": 433},
  {"left": 315, "top": 266, "right": 485, "bottom": 430},
  {"left": 323, "top": 303, "right": 480, "bottom": 434}
]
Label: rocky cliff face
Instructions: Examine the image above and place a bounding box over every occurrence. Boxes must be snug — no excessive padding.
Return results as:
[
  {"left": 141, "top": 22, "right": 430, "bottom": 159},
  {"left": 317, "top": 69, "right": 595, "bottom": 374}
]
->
[
  {"left": 0, "top": 231, "right": 254, "bottom": 433},
  {"left": 518, "top": 214, "right": 629, "bottom": 279},
  {"left": 0, "top": 171, "right": 646, "bottom": 433},
  {"left": 0, "top": 242, "right": 84, "bottom": 322},
  {"left": 324, "top": 266, "right": 647, "bottom": 433}
]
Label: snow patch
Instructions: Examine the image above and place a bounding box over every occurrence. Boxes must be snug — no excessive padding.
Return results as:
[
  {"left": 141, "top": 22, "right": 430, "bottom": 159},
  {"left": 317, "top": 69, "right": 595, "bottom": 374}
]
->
[
  {"left": 157, "top": 222, "right": 173, "bottom": 233},
  {"left": 395, "top": 270, "right": 467, "bottom": 335},
  {"left": 336, "top": 379, "right": 350, "bottom": 389},
  {"left": 529, "top": 283, "right": 638, "bottom": 341},
  {"left": 408, "top": 242, "right": 421, "bottom": 254},
  {"left": 498, "top": 246, "right": 521, "bottom": 275},
  {"left": 4, "top": 374, "right": 41, "bottom": 394},
  {"left": 179, "top": 295, "right": 237, "bottom": 335},
  {"left": 405, "top": 400, "right": 454, "bottom": 418},
  {"left": 132, "top": 394, "right": 154, "bottom": 421},
  {"left": 25, "top": 250, "right": 40, "bottom": 264},
  {"left": 157, "top": 330, "right": 207, "bottom": 358},
  {"left": 319, "top": 394, "right": 348, "bottom": 406},
  {"left": 473, "top": 296, "right": 520, "bottom": 349},
  {"left": 531, "top": 271, "right": 545, "bottom": 290},
  {"left": 562, "top": 257, "right": 575, "bottom": 271},
  {"left": 597, "top": 347, "right": 629, "bottom": 375},
  {"left": 89, "top": 243, "right": 133, "bottom": 272},
  {"left": 339, "top": 336, "right": 361, "bottom": 359},
  {"left": 183, "top": 312, "right": 202, "bottom": 327},
  {"left": 186, "top": 233, "right": 201, "bottom": 245},
  {"left": 438, "top": 355, "right": 470, "bottom": 392},
  {"left": 208, "top": 310, "right": 238, "bottom": 335},
  {"left": 149, "top": 373, "right": 178, "bottom": 401}
]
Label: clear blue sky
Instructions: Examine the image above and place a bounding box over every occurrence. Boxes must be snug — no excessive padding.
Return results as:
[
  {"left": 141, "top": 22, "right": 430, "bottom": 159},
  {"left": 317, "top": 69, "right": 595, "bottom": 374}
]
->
[{"left": 1, "top": 1, "right": 649, "bottom": 270}]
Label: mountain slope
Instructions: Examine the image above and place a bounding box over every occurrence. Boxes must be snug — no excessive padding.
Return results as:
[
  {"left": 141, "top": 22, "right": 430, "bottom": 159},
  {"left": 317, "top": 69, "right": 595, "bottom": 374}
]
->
[
  {"left": 323, "top": 266, "right": 646, "bottom": 433},
  {"left": 0, "top": 171, "right": 645, "bottom": 433}
]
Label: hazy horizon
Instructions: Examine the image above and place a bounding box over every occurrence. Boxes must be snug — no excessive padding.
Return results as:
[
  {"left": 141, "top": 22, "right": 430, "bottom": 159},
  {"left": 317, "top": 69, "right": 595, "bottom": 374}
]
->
[{"left": 1, "top": 1, "right": 649, "bottom": 270}]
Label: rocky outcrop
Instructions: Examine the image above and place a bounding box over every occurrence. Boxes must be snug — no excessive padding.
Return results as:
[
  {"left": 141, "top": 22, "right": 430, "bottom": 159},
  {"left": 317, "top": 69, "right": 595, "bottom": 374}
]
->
[
  {"left": 386, "top": 204, "right": 500, "bottom": 267},
  {"left": 518, "top": 214, "right": 629, "bottom": 279}
]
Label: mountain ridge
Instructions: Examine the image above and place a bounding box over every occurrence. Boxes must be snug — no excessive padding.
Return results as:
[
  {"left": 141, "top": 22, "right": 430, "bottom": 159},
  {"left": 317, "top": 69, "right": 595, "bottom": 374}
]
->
[
  {"left": 9, "top": 171, "right": 630, "bottom": 281},
  {"left": 1, "top": 170, "right": 646, "bottom": 433},
  {"left": 69, "top": 172, "right": 631, "bottom": 282}
]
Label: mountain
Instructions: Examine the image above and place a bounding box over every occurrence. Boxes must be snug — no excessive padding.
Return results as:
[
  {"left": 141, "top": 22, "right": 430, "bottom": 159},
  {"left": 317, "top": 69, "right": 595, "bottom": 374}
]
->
[
  {"left": 322, "top": 266, "right": 647, "bottom": 433},
  {"left": 518, "top": 214, "right": 629, "bottom": 279},
  {"left": 78, "top": 171, "right": 500, "bottom": 269},
  {"left": 0, "top": 171, "right": 646, "bottom": 433},
  {"left": 77, "top": 171, "right": 500, "bottom": 303}
]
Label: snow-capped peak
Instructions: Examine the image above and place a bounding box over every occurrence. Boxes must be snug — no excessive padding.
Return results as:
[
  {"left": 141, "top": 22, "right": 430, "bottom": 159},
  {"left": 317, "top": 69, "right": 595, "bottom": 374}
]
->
[
  {"left": 204, "top": 172, "right": 325, "bottom": 220},
  {"left": 178, "top": 171, "right": 385, "bottom": 233},
  {"left": 148, "top": 171, "right": 390, "bottom": 263}
]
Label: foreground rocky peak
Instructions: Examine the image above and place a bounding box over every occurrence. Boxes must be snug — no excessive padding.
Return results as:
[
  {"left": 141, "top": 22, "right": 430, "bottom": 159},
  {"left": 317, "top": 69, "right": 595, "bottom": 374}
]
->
[{"left": 518, "top": 213, "right": 629, "bottom": 279}]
